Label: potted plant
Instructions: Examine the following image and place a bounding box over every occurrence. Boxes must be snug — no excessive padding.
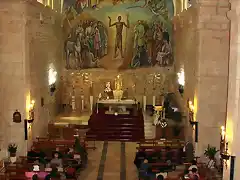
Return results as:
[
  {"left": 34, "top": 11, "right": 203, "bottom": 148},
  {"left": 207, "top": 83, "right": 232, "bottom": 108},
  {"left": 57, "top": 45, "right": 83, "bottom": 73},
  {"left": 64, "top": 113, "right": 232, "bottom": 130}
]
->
[
  {"left": 8, "top": 143, "right": 17, "bottom": 163},
  {"left": 204, "top": 145, "right": 218, "bottom": 160}
]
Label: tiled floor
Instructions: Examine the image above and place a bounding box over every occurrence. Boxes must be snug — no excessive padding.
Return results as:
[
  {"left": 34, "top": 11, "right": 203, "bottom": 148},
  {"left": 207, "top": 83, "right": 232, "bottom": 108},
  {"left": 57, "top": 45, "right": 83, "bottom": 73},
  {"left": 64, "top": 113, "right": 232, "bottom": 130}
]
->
[{"left": 78, "top": 141, "right": 138, "bottom": 180}]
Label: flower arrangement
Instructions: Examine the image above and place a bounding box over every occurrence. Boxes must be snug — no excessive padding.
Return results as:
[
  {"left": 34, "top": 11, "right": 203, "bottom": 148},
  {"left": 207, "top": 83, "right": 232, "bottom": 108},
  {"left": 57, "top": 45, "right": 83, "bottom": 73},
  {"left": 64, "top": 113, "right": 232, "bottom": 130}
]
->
[
  {"left": 204, "top": 144, "right": 218, "bottom": 160},
  {"left": 8, "top": 143, "right": 17, "bottom": 156}
]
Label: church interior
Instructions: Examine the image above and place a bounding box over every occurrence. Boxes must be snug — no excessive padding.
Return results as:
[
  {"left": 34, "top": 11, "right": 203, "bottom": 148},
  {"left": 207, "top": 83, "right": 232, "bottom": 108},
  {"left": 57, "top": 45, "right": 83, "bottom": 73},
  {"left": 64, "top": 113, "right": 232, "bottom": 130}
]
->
[{"left": 0, "top": 0, "right": 238, "bottom": 179}]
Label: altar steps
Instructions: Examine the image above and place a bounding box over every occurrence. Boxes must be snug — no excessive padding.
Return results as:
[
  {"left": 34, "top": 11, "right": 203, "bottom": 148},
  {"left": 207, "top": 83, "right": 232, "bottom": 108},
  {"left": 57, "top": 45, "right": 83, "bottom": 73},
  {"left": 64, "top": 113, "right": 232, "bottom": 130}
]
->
[{"left": 86, "top": 110, "right": 144, "bottom": 142}]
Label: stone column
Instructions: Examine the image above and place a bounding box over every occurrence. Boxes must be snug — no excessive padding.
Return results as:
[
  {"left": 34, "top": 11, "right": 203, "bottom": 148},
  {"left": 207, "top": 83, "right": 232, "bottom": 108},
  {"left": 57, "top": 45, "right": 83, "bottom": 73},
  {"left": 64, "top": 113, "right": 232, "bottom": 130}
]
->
[
  {"left": 223, "top": 0, "right": 240, "bottom": 179},
  {"left": 193, "top": 0, "right": 230, "bottom": 155}
]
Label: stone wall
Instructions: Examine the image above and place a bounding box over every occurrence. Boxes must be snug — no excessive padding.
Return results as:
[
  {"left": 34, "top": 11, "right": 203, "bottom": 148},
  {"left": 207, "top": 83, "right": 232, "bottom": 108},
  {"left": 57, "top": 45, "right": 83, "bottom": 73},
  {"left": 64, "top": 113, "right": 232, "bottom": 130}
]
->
[
  {"left": 0, "top": 0, "right": 63, "bottom": 158},
  {"left": 25, "top": 1, "right": 63, "bottom": 144},
  {"left": 174, "top": 0, "right": 230, "bottom": 155}
]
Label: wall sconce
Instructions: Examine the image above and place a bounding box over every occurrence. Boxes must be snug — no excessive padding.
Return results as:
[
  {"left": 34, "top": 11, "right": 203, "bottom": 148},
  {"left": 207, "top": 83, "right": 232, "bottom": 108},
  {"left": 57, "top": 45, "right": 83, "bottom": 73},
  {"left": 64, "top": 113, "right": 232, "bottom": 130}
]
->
[
  {"left": 188, "top": 99, "right": 198, "bottom": 142},
  {"left": 177, "top": 68, "right": 185, "bottom": 96},
  {"left": 178, "top": 85, "right": 184, "bottom": 95},
  {"left": 48, "top": 64, "right": 57, "bottom": 96},
  {"left": 25, "top": 100, "right": 35, "bottom": 123},
  {"left": 50, "top": 83, "right": 56, "bottom": 96},
  {"left": 220, "top": 126, "right": 230, "bottom": 161}
]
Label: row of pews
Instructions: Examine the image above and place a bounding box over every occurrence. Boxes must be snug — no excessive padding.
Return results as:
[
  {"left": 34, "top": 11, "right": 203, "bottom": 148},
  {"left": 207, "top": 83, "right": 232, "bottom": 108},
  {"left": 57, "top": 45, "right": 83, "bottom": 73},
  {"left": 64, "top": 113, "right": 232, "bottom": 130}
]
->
[
  {"left": 137, "top": 139, "right": 213, "bottom": 180},
  {"left": 0, "top": 124, "right": 92, "bottom": 180},
  {"left": 137, "top": 139, "right": 185, "bottom": 173}
]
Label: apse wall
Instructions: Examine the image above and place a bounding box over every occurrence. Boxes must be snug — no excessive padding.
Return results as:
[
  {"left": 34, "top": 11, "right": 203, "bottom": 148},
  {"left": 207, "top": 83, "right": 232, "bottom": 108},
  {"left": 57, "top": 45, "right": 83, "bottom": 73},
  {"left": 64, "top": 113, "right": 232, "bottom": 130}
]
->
[{"left": 0, "top": 0, "right": 63, "bottom": 157}]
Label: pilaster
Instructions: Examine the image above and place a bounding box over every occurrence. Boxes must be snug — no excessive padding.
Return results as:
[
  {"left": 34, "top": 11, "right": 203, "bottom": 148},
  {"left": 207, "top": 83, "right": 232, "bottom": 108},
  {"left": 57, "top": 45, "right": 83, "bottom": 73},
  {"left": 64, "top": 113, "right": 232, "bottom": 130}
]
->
[
  {"left": 193, "top": 0, "right": 230, "bottom": 155},
  {"left": 223, "top": 0, "right": 240, "bottom": 179}
]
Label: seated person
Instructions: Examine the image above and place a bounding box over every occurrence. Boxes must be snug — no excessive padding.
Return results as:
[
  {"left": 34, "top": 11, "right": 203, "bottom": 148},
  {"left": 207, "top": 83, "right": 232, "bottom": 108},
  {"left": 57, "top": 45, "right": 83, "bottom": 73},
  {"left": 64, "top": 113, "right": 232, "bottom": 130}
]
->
[
  {"left": 32, "top": 174, "right": 39, "bottom": 180},
  {"left": 27, "top": 147, "right": 39, "bottom": 163},
  {"left": 188, "top": 160, "right": 198, "bottom": 173},
  {"left": 156, "top": 175, "right": 164, "bottom": 180},
  {"left": 52, "top": 147, "right": 63, "bottom": 159},
  {"left": 139, "top": 159, "right": 150, "bottom": 179},
  {"left": 134, "top": 149, "right": 147, "bottom": 169},
  {"left": 146, "top": 167, "right": 156, "bottom": 180},
  {"left": 50, "top": 167, "right": 60, "bottom": 178},
  {"left": 44, "top": 174, "right": 51, "bottom": 180},
  {"left": 50, "top": 153, "right": 63, "bottom": 167},
  {"left": 189, "top": 168, "right": 199, "bottom": 180},
  {"left": 65, "top": 162, "right": 76, "bottom": 179},
  {"left": 65, "top": 148, "right": 74, "bottom": 159}
]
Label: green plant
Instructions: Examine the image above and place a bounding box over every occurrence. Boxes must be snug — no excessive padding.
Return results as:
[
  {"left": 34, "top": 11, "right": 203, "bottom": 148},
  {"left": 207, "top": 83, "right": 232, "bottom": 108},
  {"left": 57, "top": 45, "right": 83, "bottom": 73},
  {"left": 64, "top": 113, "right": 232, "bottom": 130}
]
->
[
  {"left": 8, "top": 143, "right": 17, "bottom": 155},
  {"left": 204, "top": 145, "right": 218, "bottom": 160}
]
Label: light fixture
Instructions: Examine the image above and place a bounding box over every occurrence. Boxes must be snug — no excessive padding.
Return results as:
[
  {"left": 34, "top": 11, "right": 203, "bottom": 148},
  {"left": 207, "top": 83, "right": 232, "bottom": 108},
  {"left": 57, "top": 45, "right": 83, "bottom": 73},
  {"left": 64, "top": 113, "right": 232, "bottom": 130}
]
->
[
  {"left": 220, "top": 126, "right": 230, "bottom": 161},
  {"left": 188, "top": 99, "right": 198, "bottom": 142},
  {"left": 114, "top": 112, "right": 118, "bottom": 116},
  {"left": 177, "top": 68, "right": 185, "bottom": 96},
  {"left": 48, "top": 64, "right": 57, "bottom": 96},
  {"left": 25, "top": 100, "right": 35, "bottom": 123}
]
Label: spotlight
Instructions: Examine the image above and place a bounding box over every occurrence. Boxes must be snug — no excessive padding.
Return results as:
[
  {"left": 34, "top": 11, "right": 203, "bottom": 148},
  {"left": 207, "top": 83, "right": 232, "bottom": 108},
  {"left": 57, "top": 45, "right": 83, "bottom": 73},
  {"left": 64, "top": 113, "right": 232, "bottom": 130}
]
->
[{"left": 114, "top": 112, "right": 118, "bottom": 116}]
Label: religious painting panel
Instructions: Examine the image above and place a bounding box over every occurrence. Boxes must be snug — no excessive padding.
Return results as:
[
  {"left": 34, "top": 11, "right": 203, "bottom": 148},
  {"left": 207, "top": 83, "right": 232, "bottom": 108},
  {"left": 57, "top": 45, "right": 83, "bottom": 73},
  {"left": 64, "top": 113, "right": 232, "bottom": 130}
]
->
[{"left": 62, "top": 0, "right": 174, "bottom": 70}]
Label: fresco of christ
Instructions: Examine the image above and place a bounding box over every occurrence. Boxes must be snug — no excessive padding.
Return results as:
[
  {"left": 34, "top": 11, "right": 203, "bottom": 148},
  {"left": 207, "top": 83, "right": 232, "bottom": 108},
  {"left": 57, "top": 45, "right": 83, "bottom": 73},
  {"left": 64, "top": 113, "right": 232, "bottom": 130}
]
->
[{"left": 108, "top": 14, "right": 129, "bottom": 58}]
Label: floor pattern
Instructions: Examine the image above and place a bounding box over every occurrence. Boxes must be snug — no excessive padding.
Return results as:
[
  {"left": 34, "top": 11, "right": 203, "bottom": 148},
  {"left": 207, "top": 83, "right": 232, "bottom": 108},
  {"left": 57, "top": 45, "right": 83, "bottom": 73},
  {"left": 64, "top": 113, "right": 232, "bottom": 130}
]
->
[
  {"left": 78, "top": 141, "right": 138, "bottom": 180},
  {"left": 97, "top": 141, "right": 108, "bottom": 180},
  {"left": 120, "top": 142, "right": 126, "bottom": 180}
]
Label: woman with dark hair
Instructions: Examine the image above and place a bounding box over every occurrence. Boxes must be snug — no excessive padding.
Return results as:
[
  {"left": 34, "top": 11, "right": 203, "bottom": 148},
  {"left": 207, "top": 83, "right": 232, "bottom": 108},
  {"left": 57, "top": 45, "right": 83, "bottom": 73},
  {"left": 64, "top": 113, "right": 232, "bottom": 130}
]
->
[
  {"left": 156, "top": 175, "right": 164, "bottom": 180},
  {"left": 32, "top": 174, "right": 38, "bottom": 180},
  {"left": 44, "top": 174, "right": 51, "bottom": 180}
]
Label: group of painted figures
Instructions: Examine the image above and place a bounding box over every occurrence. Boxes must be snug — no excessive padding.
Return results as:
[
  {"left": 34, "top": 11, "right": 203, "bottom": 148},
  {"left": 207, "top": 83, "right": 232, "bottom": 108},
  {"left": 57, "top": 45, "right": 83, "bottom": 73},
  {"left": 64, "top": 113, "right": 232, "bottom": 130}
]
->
[
  {"left": 65, "top": 20, "right": 108, "bottom": 69},
  {"left": 131, "top": 20, "right": 172, "bottom": 68}
]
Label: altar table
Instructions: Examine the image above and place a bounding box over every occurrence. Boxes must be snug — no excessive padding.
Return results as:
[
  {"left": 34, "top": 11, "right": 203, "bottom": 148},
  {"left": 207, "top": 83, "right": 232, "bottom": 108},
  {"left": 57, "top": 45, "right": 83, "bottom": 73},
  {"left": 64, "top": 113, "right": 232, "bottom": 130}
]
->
[
  {"left": 97, "top": 99, "right": 136, "bottom": 105},
  {"left": 97, "top": 99, "right": 137, "bottom": 114}
]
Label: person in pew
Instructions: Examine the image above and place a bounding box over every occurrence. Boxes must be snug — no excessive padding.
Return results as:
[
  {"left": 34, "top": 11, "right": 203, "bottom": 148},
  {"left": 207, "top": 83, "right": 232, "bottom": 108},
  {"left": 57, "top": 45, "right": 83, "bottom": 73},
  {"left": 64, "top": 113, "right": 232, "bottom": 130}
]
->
[
  {"left": 74, "top": 137, "right": 88, "bottom": 168},
  {"left": 32, "top": 174, "right": 39, "bottom": 180},
  {"left": 50, "top": 167, "right": 60, "bottom": 179},
  {"left": 139, "top": 159, "right": 150, "bottom": 180},
  {"left": 50, "top": 153, "right": 63, "bottom": 168},
  {"left": 65, "top": 161, "right": 76, "bottom": 179},
  {"left": 188, "top": 160, "right": 198, "bottom": 173},
  {"left": 28, "top": 147, "right": 39, "bottom": 163},
  {"left": 189, "top": 168, "right": 199, "bottom": 180},
  {"left": 52, "top": 147, "right": 63, "bottom": 159},
  {"left": 156, "top": 174, "right": 164, "bottom": 180},
  {"left": 134, "top": 149, "right": 147, "bottom": 169},
  {"left": 44, "top": 174, "right": 51, "bottom": 180},
  {"left": 65, "top": 148, "right": 74, "bottom": 159},
  {"left": 145, "top": 167, "right": 156, "bottom": 180}
]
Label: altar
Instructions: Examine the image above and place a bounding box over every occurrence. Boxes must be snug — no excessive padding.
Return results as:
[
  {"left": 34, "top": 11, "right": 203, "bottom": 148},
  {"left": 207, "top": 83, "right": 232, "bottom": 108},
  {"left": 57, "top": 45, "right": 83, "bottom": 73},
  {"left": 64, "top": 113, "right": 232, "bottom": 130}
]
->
[{"left": 97, "top": 99, "right": 137, "bottom": 115}]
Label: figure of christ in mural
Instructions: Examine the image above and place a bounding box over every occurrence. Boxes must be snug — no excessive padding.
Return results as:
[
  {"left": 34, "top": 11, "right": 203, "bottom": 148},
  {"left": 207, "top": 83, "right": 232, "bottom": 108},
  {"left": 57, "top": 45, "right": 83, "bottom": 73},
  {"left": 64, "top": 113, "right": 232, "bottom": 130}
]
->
[{"left": 108, "top": 15, "right": 129, "bottom": 58}]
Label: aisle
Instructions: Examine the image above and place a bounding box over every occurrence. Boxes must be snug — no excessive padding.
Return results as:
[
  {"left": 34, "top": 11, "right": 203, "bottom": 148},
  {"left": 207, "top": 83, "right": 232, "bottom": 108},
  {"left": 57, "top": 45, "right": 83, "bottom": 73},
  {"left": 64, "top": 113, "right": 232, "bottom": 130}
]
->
[{"left": 78, "top": 141, "right": 138, "bottom": 180}]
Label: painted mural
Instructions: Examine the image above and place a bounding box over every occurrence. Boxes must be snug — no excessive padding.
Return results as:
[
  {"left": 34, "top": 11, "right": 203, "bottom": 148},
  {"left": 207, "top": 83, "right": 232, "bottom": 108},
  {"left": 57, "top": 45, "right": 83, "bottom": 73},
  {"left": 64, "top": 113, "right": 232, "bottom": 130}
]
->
[{"left": 63, "top": 0, "right": 174, "bottom": 70}]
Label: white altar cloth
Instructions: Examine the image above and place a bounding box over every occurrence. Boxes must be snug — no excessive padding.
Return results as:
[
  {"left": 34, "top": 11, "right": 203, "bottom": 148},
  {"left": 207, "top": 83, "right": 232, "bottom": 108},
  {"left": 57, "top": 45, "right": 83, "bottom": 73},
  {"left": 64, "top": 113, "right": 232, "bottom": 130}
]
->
[{"left": 97, "top": 99, "right": 136, "bottom": 105}]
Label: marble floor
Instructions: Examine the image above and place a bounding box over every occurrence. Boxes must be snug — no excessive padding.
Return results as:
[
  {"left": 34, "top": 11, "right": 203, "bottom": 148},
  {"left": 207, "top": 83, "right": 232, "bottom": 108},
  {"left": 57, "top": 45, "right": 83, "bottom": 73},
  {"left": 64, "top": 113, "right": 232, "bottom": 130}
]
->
[{"left": 78, "top": 141, "right": 138, "bottom": 180}]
